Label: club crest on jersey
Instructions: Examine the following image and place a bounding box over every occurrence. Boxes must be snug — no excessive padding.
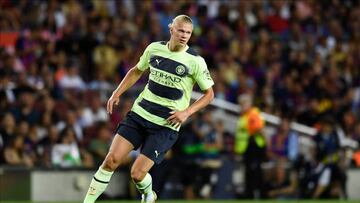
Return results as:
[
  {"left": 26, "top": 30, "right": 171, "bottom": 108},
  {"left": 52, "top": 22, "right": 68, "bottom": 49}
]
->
[{"left": 176, "top": 65, "right": 186, "bottom": 76}]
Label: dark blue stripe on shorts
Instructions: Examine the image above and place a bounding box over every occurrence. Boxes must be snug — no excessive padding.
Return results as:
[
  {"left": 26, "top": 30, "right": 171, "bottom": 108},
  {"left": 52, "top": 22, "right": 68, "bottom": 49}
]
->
[
  {"left": 148, "top": 80, "right": 183, "bottom": 100},
  {"left": 138, "top": 99, "right": 172, "bottom": 119}
]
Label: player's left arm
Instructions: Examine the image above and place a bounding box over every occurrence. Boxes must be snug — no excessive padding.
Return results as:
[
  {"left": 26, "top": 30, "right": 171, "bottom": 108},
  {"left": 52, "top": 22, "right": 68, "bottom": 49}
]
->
[{"left": 167, "top": 87, "right": 214, "bottom": 127}]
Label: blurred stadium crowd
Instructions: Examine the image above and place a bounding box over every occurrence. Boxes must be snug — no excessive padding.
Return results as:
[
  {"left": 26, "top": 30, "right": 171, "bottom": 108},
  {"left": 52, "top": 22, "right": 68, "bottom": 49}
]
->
[{"left": 1, "top": 0, "right": 360, "bottom": 200}]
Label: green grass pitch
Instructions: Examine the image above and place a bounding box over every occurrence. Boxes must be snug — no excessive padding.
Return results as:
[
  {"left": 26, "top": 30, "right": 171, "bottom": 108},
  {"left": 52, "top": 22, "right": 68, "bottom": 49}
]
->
[{"left": 2, "top": 201, "right": 360, "bottom": 203}]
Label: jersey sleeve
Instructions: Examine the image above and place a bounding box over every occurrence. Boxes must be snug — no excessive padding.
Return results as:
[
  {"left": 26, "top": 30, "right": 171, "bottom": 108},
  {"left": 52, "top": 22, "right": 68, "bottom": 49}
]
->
[
  {"left": 193, "top": 57, "right": 214, "bottom": 90},
  {"left": 136, "top": 44, "right": 152, "bottom": 71}
]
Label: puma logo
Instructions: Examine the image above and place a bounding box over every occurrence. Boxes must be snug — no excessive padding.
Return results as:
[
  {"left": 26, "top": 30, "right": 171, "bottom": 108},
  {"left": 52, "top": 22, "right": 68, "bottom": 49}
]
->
[{"left": 155, "top": 150, "right": 160, "bottom": 158}]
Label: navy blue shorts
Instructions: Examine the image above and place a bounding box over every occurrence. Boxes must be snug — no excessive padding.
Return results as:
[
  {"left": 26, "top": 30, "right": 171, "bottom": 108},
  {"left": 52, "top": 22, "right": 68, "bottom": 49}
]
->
[{"left": 116, "top": 111, "right": 178, "bottom": 164}]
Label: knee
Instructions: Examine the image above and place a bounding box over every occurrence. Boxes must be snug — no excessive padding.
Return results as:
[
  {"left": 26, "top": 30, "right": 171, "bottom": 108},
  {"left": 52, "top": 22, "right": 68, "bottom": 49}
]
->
[
  {"left": 102, "top": 153, "right": 121, "bottom": 171},
  {"left": 130, "top": 167, "right": 147, "bottom": 182}
]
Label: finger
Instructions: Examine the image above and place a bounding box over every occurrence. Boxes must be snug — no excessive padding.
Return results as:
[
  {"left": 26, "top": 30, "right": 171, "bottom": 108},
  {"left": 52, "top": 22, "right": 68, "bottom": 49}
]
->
[
  {"left": 115, "top": 99, "right": 119, "bottom": 105},
  {"left": 167, "top": 118, "right": 174, "bottom": 124},
  {"left": 174, "top": 122, "right": 181, "bottom": 128},
  {"left": 168, "top": 119, "right": 177, "bottom": 125},
  {"left": 106, "top": 100, "right": 111, "bottom": 113},
  {"left": 108, "top": 101, "right": 113, "bottom": 114},
  {"left": 170, "top": 111, "right": 175, "bottom": 114},
  {"left": 170, "top": 118, "right": 180, "bottom": 124},
  {"left": 166, "top": 114, "right": 176, "bottom": 121}
]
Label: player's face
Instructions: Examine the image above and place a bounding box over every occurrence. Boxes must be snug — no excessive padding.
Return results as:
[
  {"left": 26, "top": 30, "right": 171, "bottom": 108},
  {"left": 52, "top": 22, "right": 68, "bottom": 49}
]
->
[{"left": 170, "top": 21, "right": 193, "bottom": 46}]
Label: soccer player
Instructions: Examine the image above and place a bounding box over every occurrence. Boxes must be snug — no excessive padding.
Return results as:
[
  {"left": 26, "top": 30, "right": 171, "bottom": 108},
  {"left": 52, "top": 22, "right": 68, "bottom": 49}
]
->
[{"left": 83, "top": 15, "right": 214, "bottom": 203}]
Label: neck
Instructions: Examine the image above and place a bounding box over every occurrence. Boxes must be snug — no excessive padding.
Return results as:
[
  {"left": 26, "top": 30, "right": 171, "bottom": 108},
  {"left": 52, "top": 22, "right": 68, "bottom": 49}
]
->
[{"left": 168, "top": 40, "right": 186, "bottom": 52}]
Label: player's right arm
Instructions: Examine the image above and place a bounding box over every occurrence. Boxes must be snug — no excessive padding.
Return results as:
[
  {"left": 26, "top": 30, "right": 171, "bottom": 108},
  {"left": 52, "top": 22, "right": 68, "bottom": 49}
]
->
[
  {"left": 107, "top": 43, "right": 153, "bottom": 114},
  {"left": 107, "top": 66, "right": 144, "bottom": 114}
]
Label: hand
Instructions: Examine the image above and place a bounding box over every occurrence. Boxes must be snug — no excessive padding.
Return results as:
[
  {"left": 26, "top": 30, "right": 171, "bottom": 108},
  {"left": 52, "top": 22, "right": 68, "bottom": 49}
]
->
[
  {"left": 166, "top": 110, "right": 191, "bottom": 128},
  {"left": 107, "top": 94, "right": 120, "bottom": 114}
]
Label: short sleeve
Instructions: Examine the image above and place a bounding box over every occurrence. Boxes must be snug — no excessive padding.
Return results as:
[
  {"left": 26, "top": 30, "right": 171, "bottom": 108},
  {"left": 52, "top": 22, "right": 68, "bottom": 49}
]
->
[
  {"left": 193, "top": 57, "right": 214, "bottom": 90},
  {"left": 136, "top": 44, "right": 152, "bottom": 71}
]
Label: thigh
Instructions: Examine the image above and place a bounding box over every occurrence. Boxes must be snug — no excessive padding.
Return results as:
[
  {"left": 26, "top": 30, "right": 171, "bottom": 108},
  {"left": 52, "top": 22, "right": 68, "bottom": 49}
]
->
[
  {"left": 131, "top": 154, "right": 155, "bottom": 175},
  {"left": 141, "top": 127, "right": 178, "bottom": 164},
  {"left": 106, "top": 134, "right": 134, "bottom": 162}
]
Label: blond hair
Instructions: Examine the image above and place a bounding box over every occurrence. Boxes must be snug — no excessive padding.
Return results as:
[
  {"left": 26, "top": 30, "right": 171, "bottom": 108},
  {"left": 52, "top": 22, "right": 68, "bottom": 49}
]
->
[{"left": 168, "top": 15, "right": 193, "bottom": 28}]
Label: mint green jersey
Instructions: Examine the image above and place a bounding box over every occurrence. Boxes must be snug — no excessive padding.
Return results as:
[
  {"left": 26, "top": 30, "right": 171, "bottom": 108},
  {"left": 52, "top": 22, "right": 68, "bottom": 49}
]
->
[{"left": 131, "top": 41, "right": 214, "bottom": 131}]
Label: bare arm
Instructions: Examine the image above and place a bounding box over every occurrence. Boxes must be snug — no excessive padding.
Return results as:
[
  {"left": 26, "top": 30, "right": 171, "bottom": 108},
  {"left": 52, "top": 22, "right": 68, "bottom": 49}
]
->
[
  {"left": 107, "top": 66, "right": 144, "bottom": 114},
  {"left": 167, "top": 87, "right": 214, "bottom": 127},
  {"left": 186, "top": 87, "right": 214, "bottom": 115}
]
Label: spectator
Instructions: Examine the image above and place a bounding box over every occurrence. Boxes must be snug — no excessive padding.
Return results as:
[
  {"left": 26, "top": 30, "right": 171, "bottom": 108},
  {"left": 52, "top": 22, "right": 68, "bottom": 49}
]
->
[
  {"left": 58, "top": 63, "right": 86, "bottom": 90},
  {"left": 10, "top": 87, "right": 40, "bottom": 125},
  {"left": 24, "top": 124, "right": 40, "bottom": 164},
  {"left": 302, "top": 151, "right": 341, "bottom": 199},
  {"left": 4, "top": 135, "right": 34, "bottom": 167},
  {"left": 172, "top": 113, "right": 204, "bottom": 200},
  {"left": 79, "top": 94, "right": 109, "bottom": 128},
  {"left": 88, "top": 70, "right": 112, "bottom": 92},
  {"left": 268, "top": 118, "right": 299, "bottom": 162},
  {"left": 234, "top": 94, "right": 266, "bottom": 199},
  {"left": 56, "top": 110, "right": 83, "bottom": 142},
  {"left": 193, "top": 111, "right": 224, "bottom": 199},
  {"left": 37, "top": 125, "right": 59, "bottom": 167},
  {"left": 88, "top": 122, "right": 112, "bottom": 166},
  {"left": 313, "top": 117, "right": 347, "bottom": 198},
  {"left": 0, "top": 68, "right": 16, "bottom": 105},
  {"left": 314, "top": 118, "right": 340, "bottom": 165},
  {"left": 51, "top": 127, "right": 82, "bottom": 168},
  {"left": 93, "top": 33, "right": 119, "bottom": 80},
  {"left": 0, "top": 112, "right": 16, "bottom": 148},
  {"left": 37, "top": 95, "right": 60, "bottom": 139}
]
